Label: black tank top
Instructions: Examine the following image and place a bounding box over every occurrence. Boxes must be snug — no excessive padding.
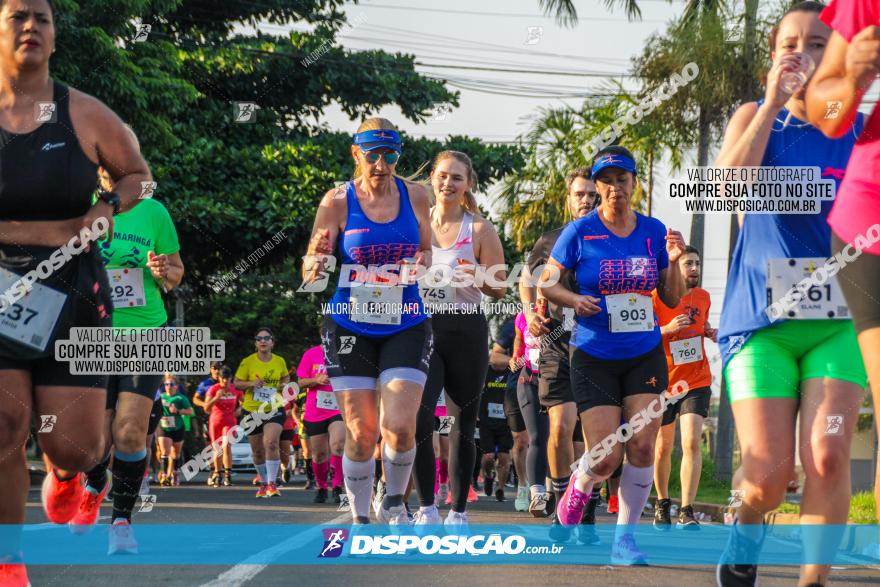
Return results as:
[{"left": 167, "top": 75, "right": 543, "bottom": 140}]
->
[{"left": 0, "top": 81, "right": 99, "bottom": 221}]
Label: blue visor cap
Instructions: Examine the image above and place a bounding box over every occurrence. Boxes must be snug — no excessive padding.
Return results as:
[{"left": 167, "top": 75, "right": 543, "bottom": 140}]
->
[
  {"left": 591, "top": 153, "right": 638, "bottom": 177},
  {"left": 353, "top": 130, "right": 402, "bottom": 152}
]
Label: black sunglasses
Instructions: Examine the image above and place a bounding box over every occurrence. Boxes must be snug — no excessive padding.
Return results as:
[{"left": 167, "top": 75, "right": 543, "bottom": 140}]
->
[{"left": 255, "top": 335, "right": 273, "bottom": 342}]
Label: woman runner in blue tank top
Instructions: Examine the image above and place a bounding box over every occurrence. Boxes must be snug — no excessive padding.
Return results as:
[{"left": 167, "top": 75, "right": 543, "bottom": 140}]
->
[
  {"left": 714, "top": 4, "right": 867, "bottom": 586},
  {"left": 303, "top": 118, "right": 434, "bottom": 525},
  {"left": 0, "top": 2, "right": 152, "bottom": 582},
  {"left": 540, "top": 145, "right": 688, "bottom": 565}
]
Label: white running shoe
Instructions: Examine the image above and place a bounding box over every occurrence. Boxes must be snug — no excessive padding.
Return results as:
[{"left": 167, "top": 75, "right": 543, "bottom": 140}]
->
[
  {"left": 514, "top": 487, "right": 529, "bottom": 512},
  {"left": 372, "top": 480, "right": 386, "bottom": 518},
  {"left": 376, "top": 502, "right": 410, "bottom": 525},
  {"left": 611, "top": 533, "right": 649, "bottom": 566},
  {"left": 412, "top": 505, "right": 441, "bottom": 526},
  {"left": 444, "top": 510, "right": 469, "bottom": 534},
  {"left": 107, "top": 519, "right": 139, "bottom": 555}
]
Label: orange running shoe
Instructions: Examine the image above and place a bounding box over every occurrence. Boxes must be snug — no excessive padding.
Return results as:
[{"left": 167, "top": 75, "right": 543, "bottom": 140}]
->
[
  {"left": 0, "top": 555, "right": 29, "bottom": 587},
  {"left": 608, "top": 495, "right": 619, "bottom": 515},
  {"left": 256, "top": 484, "right": 268, "bottom": 498},
  {"left": 41, "top": 470, "right": 84, "bottom": 524},
  {"left": 467, "top": 486, "right": 478, "bottom": 503},
  {"left": 69, "top": 472, "right": 111, "bottom": 534},
  {"left": 266, "top": 483, "right": 281, "bottom": 497}
]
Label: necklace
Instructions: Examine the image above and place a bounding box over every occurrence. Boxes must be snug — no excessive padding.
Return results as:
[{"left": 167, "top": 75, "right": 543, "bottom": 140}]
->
[{"left": 432, "top": 212, "right": 458, "bottom": 234}]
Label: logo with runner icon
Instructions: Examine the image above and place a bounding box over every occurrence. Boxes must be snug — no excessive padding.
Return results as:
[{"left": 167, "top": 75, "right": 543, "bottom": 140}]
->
[
  {"left": 319, "top": 528, "right": 349, "bottom": 558},
  {"left": 38, "top": 415, "right": 56, "bottom": 433},
  {"left": 138, "top": 494, "right": 157, "bottom": 513},
  {"left": 727, "top": 489, "right": 745, "bottom": 508},
  {"left": 35, "top": 102, "right": 57, "bottom": 123},
  {"left": 437, "top": 416, "right": 455, "bottom": 434},
  {"left": 825, "top": 414, "right": 844, "bottom": 436},
  {"left": 338, "top": 336, "right": 356, "bottom": 355}
]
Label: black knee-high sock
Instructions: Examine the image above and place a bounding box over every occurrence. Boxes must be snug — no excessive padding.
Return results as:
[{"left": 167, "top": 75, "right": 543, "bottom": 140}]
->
[
  {"left": 305, "top": 458, "right": 314, "bottom": 481},
  {"left": 446, "top": 392, "right": 481, "bottom": 512},
  {"left": 412, "top": 352, "right": 443, "bottom": 507},
  {"left": 112, "top": 452, "right": 148, "bottom": 522},
  {"left": 85, "top": 454, "right": 111, "bottom": 492}
]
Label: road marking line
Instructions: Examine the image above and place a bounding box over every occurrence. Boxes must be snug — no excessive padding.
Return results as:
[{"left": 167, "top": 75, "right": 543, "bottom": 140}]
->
[{"left": 198, "top": 512, "right": 350, "bottom": 587}]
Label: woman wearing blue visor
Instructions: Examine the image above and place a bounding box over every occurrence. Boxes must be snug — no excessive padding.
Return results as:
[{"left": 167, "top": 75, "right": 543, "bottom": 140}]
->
[
  {"left": 538, "top": 145, "right": 687, "bottom": 565},
  {"left": 303, "top": 118, "right": 434, "bottom": 525}
]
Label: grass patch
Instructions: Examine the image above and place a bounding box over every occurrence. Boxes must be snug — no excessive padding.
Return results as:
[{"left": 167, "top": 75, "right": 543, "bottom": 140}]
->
[{"left": 849, "top": 492, "right": 877, "bottom": 524}]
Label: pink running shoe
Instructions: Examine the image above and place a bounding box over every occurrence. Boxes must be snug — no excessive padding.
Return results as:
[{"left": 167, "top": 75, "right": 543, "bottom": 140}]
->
[{"left": 556, "top": 472, "right": 590, "bottom": 527}]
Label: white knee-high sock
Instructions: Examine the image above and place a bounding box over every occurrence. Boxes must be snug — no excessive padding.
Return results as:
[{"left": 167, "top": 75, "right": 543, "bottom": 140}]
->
[
  {"left": 574, "top": 453, "right": 599, "bottom": 494},
  {"left": 381, "top": 445, "right": 415, "bottom": 508},
  {"left": 616, "top": 464, "right": 654, "bottom": 531},
  {"left": 265, "top": 459, "right": 280, "bottom": 484},
  {"left": 342, "top": 455, "right": 375, "bottom": 521}
]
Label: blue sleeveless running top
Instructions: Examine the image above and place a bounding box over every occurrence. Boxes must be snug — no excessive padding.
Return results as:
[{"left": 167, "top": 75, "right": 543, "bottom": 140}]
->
[
  {"left": 718, "top": 101, "right": 864, "bottom": 366},
  {"left": 327, "top": 177, "right": 426, "bottom": 336}
]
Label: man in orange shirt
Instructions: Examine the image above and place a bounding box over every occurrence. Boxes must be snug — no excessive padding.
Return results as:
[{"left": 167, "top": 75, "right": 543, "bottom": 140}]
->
[{"left": 651, "top": 246, "right": 717, "bottom": 528}]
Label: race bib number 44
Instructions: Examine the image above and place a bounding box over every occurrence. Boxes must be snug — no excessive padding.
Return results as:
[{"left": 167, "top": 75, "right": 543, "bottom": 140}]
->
[
  {"left": 316, "top": 390, "right": 339, "bottom": 411},
  {"left": 0, "top": 267, "right": 66, "bottom": 352},
  {"left": 670, "top": 336, "right": 703, "bottom": 365},
  {"left": 350, "top": 286, "right": 403, "bottom": 325},
  {"left": 108, "top": 268, "right": 146, "bottom": 308},
  {"left": 606, "top": 293, "right": 653, "bottom": 333}
]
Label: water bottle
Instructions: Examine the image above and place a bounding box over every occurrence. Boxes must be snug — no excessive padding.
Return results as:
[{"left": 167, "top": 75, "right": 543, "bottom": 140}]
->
[{"left": 779, "top": 52, "right": 816, "bottom": 94}]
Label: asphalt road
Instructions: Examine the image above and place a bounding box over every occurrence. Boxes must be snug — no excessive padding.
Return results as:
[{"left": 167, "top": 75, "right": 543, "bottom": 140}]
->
[{"left": 22, "top": 472, "right": 880, "bottom": 587}]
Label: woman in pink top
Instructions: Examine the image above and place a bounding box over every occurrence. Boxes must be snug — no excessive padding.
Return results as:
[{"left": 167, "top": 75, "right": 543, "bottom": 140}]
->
[
  {"left": 807, "top": 0, "right": 880, "bottom": 517},
  {"left": 296, "top": 345, "right": 344, "bottom": 504},
  {"left": 512, "top": 311, "right": 550, "bottom": 515}
]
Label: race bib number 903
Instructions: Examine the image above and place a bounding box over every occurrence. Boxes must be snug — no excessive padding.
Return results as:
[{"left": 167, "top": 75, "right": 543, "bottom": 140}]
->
[{"left": 606, "top": 293, "right": 653, "bottom": 333}]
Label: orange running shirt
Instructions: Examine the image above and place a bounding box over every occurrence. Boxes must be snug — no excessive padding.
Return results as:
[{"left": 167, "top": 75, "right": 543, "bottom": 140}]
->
[{"left": 652, "top": 287, "right": 712, "bottom": 390}]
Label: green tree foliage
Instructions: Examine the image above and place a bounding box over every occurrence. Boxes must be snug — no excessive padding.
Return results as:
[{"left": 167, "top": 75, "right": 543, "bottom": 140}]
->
[{"left": 50, "top": 1, "right": 523, "bottom": 369}]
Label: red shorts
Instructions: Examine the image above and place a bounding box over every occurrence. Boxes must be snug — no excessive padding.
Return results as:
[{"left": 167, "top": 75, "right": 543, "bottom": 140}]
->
[{"left": 209, "top": 419, "right": 236, "bottom": 444}]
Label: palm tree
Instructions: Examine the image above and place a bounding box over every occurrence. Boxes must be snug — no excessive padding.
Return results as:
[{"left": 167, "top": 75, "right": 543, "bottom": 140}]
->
[{"left": 497, "top": 85, "right": 689, "bottom": 249}]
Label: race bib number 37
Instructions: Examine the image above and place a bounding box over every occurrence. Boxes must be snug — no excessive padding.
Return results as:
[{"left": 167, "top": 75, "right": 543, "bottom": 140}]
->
[
  {"left": 606, "top": 293, "right": 653, "bottom": 333},
  {"left": 0, "top": 267, "right": 66, "bottom": 352}
]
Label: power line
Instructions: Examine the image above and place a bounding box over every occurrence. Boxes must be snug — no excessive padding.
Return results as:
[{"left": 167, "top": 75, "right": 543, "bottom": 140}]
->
[
  {"left": 416, "top": 62, "right": 633, "bottom": 78},
  {"left": 359, "top": 2, "right": 669, "bottom": 23}
]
